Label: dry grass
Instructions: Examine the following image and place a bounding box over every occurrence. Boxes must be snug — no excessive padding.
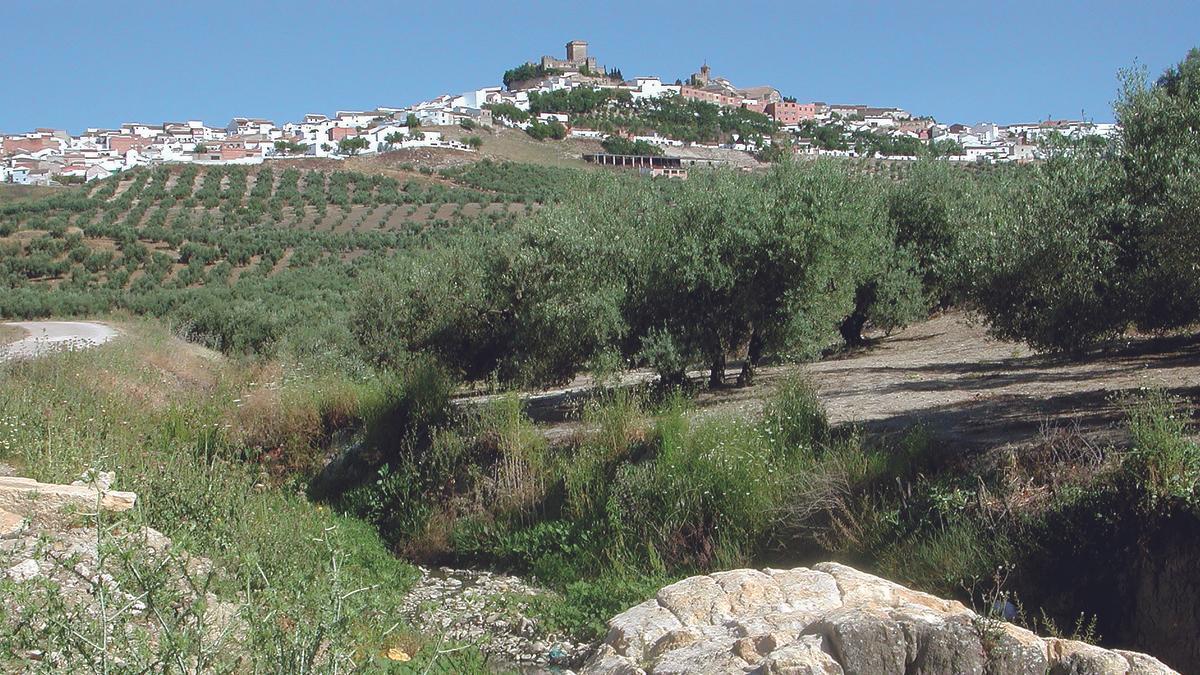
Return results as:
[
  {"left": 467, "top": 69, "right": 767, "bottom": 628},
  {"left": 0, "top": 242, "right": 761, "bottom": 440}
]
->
[
  {"left": 0, "top": 324, "right": 27, "bottom": 347},
  {"left": 0, "top": 183, "right": 62, "bottom": 204},
  {"left": 436, "top": 126, "right": 603, "bottom": 169}
]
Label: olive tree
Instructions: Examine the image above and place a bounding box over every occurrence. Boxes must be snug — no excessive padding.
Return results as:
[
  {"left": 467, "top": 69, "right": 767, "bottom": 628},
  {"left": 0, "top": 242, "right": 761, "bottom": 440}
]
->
[{"left": 1117, "top": 48, "right": 1200, "bottom": 332}]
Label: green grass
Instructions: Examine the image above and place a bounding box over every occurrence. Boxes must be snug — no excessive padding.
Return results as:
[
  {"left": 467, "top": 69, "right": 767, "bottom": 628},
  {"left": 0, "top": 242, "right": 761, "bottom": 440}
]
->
[
  {"left": 0, "top": 320, "right": 494, "bottom": 671},
  {"left": 335, "top": 378, "right": 833, "bottom": 639}
]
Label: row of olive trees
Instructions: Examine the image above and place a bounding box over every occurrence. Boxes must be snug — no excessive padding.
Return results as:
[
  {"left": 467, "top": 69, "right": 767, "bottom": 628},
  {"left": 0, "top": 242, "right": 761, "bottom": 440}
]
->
[
  {"left": 353, "top": 48, "right": 1200, "bottom": 382},
  {"left": 353, "top": 160, "right": 932, "bottom": 386},
  {"left": 958, "top": 48, "right": 1200, "bottom": 354}
]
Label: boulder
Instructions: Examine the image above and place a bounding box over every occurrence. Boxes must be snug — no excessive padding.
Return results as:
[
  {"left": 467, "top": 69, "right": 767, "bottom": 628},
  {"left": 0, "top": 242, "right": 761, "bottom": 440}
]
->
[{"left": 581, "top": 564, "right": 1178, "bottom": 675}]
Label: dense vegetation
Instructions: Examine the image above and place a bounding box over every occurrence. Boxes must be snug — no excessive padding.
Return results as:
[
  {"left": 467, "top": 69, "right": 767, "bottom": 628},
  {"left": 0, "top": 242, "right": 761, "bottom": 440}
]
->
[
  {"left": 527, "top": 87, "right": 631, "bottom": 116},
  {"left": 565, "top": 93, "right": 777, "bottom": 145},
  {"left": 331, "top": 370, "right": 1200, "bottom": 645},
  {"left": 599, "top": 137, "right": 664, "bottom": 156},
  {"left": 964, "top": 49, "right": 1200, "bottom": 352},
  {"left": 0, "top": 164, "right": 539, "bottom": 354},
  {"left": 354, "top": 160, "right": 942, "bottom": 387},
  {"left": 502, "top": 63, "right": 561, "bottom": 89}
]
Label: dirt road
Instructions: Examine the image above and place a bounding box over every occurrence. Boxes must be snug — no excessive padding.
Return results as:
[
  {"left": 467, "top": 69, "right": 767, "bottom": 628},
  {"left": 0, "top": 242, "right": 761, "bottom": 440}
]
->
[{"left": 0, "top": 321, "right": 119, "bottom": 361}]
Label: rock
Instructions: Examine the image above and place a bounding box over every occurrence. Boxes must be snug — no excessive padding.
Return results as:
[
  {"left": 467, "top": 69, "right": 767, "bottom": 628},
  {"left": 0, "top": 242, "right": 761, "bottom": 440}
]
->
[
  {"left": 1115, "top": 650, "right": 1179, "bottom": 674},
  {"left": 71, "top": 469, "right": 115, "bottom": 492},
  {"left": 805, "top": 606, "right": 909, "bottom": 674},
  {"left": 1045, "top": 638, "right": 1142, "bottom": 674},
  {"left": 581, "top": 564, "right": 1178, "bottom": 675},
  {"left": 394, "top": 564, "right": 591, "bottom": 667},
  {"left": 0, "top": 508, "right": 25, "bottom": 538},
  {"left": 0, "top": 476, "right": 136, "bottom": 525},
  {"left": 761, "top": 635, "right": 843, "bottom": 675},
  {"left": 7, "top": 558, "right": 41, "bottom": 582},
  {"left": 656, "top": 573, "right": 735, "bottom": 626},
  {"left": 606, "top": 598, "right": 683, "bottom": 658},
  {"left": 585, "top": 645, "right": 644, "bottom": 674}
]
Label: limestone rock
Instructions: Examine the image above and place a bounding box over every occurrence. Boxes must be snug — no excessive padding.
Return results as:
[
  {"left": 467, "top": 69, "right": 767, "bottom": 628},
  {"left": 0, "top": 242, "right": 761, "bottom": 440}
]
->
[
  {"left": 581, "top": 564, "right": 1178, "bottom": 675},
  {"left": 606, "top": 598, "right": 684, "bottom": 658},
  {"left": 1046, "top": 638, "right": 1158, "bottom": 674},
  {"left": 0, "top": 476, "right": 136, "bottom": 525},
  {"left": 586, "top": 645, "right": 644, "bottom": 674},
  {"left": 761, "top": 635, "right": 843, "bottom": 675},
  {"left": 1115, "top": 650, "right": 1180, "bottom": 674},
  {"left": 71, "top": 469, "right": 115, "bottom": 492}
]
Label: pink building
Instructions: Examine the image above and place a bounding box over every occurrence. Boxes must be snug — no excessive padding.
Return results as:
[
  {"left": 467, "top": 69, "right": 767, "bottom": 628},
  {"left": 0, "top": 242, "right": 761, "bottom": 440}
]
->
[{"left": 765, "top": 101, "right": 805, "bottom": 126}]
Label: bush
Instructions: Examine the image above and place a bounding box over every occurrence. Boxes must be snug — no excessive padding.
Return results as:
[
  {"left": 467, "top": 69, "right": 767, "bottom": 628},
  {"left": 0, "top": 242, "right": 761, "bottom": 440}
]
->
[
  {"left": 525, "top": 120, "right": 566, "bottom": 141},
  {"left": 961, "top": 151, "right": 1125, "bottom": 354},
  {"left": 600, "top": 136, "right": 663, "bottom": 156}
]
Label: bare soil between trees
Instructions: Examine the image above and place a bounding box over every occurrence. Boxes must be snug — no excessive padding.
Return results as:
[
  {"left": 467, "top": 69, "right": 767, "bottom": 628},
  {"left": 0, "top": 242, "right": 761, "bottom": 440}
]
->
[{"left": 516, "top": 312, "right": 1200, "bottom": 450}]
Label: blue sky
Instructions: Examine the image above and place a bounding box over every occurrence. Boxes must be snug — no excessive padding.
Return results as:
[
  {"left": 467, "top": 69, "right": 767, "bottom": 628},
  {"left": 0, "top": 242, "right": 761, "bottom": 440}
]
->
[{"left": 3, "top": 1, "right": 1196, "bottom": 133}]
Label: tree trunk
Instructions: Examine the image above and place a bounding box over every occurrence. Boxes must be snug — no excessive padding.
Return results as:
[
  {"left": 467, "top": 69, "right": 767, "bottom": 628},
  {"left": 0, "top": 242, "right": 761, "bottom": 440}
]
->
[
  {"left": 737, "top": 331, "right": 764, "bottom": 387},
  {"left": 840, "top": 282, "right": 877, "bottom": 347},
  {"left": 840, "top": 311, "right": 868, "bottom": 347},
  {"left": 709, "top": 352, "right": 726, "bottom": 388}
]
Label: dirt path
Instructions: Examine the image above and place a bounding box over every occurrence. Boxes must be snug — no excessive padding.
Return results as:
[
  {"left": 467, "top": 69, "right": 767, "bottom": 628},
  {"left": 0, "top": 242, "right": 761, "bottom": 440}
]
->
[{"left": 511, "top": 313, "right": 1200, "bottom": 450}]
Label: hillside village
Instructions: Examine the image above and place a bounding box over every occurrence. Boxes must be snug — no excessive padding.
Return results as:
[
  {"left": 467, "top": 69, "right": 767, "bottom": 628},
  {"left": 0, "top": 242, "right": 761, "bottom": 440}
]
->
[{"left": 1, "top": 39, "right": 1118, "bottom": 186}]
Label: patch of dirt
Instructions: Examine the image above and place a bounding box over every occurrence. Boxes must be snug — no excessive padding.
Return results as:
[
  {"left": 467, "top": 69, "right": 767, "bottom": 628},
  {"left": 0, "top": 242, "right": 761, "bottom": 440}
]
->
[
  {"left": 505, "top": 313, "right": 1200, "bottom": 452},
  {"left": 796, "top": 313, "right": 1200, "bottom": 450}
]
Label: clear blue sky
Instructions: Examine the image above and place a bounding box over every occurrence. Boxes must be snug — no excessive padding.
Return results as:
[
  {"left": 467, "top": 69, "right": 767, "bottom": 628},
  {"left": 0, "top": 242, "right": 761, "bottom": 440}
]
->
[{"left": 3, "top": 0, "right": 1196, "bottom": 134}]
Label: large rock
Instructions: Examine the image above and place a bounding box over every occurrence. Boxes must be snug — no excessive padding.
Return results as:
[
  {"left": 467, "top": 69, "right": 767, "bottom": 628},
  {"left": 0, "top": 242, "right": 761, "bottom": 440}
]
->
[
  {"left": 582, "top": 562, "right": 1178, "bottom": 674},
  {"left": 0, "top": 476, "right": 136, "bottom": 526}
]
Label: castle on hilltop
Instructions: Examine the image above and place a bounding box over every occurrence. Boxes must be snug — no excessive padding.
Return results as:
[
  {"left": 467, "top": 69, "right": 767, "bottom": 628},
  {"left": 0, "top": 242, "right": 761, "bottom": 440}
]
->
[{"left": 540, "top": 40, "right": 603, "bottom": 74}]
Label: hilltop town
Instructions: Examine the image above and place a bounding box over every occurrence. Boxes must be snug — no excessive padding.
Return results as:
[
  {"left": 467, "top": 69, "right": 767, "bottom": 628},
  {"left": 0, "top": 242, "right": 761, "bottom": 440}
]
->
[{"left": 1, "top": 40, "right": 1118, "bottom": 186}]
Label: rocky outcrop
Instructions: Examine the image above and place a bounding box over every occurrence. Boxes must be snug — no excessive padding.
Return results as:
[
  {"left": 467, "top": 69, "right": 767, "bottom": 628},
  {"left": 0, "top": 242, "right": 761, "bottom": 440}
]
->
[
  {"left": 0, "top": 475, "right": 136, "bottom": 526},
  {"left": 584, "top": 563, "right": 1178, "bottom": 674}
]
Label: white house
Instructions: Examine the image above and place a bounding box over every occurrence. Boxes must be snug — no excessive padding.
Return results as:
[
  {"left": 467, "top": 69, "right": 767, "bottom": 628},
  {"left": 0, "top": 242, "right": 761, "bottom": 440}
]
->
[
  {"left": 452, "top": 87, "right": 503, "bottom": 110},
  {"left": 121, "top": 123, "right": 160, "bottom": 138},
  {"left": 334, "top": 111, "right": 385, "bottom": 128},
  {"left": 569, "top": 128, "right": 604, "bottom": 139},
  {"left": 363, "top": 124, "right": 413, "bottom": 152},
  {"left": 969, "top": 123, "right": 1000, "bottom": 143},
  {"left": 85, "top": 159, "right": 124, "bottom": 182},
  {"left": 963, "top": 144, "right": 1009, "bottom": 162},
  {"left": 627, "top": 77, "right": 680, "bottom": 101}
]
